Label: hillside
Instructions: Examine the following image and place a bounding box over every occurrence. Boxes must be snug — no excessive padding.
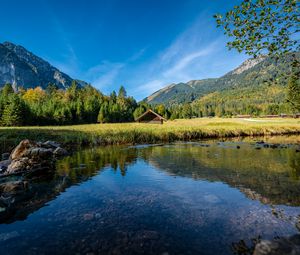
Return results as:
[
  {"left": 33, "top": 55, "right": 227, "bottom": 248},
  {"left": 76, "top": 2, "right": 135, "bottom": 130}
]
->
[
  {"left": 144, "top": 53, "right": 299, "bottom": 106},
  {"left": 191, "top": 84, "right": 288, "bottom": 117},
  {"left": 0, "top": 42, "right": 86, "bottom": 90}
]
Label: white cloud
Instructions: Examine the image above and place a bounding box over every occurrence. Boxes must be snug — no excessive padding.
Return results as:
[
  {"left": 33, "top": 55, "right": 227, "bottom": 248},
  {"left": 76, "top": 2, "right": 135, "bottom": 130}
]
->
[
  {"left": 51, "top": 45, "right": 79, "bottom": 78},
  {"left": 131, "top": 16, "right": 223, "bottom": 99},
  {"left": 133, "top": 79, "right": 165, "bottom": 97},
  {"left": 163, "top": 44, "right": 217, "bottom": 79},
  {"left": 86, "top": 62, "right": 124, "bottom": 92},
  {"left": 45, "top": 10, "right": 247, "bottom": 100},
  {"left": 83, "top": 48, "right": 147, "bottom": 92}
]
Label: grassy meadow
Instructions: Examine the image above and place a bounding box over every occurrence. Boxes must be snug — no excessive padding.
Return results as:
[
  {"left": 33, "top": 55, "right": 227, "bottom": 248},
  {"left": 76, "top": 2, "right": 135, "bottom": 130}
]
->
[{"left": 1, "top": 118, "right": 300, "bottom": 150}]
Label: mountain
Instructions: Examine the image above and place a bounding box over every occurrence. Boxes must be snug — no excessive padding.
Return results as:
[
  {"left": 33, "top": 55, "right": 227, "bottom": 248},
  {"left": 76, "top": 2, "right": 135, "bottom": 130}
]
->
[
  {"left": 144, "top": 53, "right": 298, "bottom": 106},
  {"left": 0, "top": 41, "right": 84, "bottom": 90}
]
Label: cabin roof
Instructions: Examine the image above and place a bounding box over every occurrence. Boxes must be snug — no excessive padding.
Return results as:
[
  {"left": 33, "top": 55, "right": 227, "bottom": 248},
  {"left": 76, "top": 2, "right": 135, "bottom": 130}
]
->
[{"left": 136, "top": 109, "right": 167, "bottom": 122}]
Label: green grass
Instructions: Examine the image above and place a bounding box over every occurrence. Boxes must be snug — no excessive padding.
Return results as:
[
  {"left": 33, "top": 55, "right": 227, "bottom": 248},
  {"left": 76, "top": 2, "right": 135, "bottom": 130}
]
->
[{"left": 0, "top": 118, "right": 300, "bottom": 149}]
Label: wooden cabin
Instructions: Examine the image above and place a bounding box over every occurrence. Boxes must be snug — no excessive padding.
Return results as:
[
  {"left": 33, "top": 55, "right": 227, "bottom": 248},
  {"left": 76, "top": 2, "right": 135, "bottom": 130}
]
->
[{"left": 136, "top": 109, "right": 166, "bottom": 124}]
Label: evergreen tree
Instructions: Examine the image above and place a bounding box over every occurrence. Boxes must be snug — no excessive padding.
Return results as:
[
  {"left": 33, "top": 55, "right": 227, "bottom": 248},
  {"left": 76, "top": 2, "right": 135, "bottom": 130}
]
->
[
  {"left": 118, "top": 86, "right": 127, "bottom": 98},
  {"left": 1, "top": 83, "right": 14, "bottom": 97},
  {"left": 110, "top": 91, "right": 117, "bottom": 103},
  {"left": 133, "top": 105, "right": 146, "bottom": 120},
  {"left": 0, "top": 83, "right": 139, "bottom": 126},
  {"left": 181, "top": 104, "right": 193, "bottom": 119},
  {"left": 97, "top": 102, "right": 109, "bottom": 123},
  {"left": 1, "top": 94, "right": 25, "bottom": 126},
  {"left": 46, "top": 83, "right": 59, "bottom": 95},
  {"left": 287, "top": 73, "right": 300, "bottom": 113}
]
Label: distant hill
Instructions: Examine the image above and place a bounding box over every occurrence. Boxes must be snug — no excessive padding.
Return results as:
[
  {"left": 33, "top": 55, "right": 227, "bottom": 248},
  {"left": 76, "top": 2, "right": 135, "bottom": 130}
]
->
[
  {"left": 144, "top": 53, "right": 299, "bottom": 106},
  {"left": 0, "top": 41, "right": 87, "bottom": 90}
]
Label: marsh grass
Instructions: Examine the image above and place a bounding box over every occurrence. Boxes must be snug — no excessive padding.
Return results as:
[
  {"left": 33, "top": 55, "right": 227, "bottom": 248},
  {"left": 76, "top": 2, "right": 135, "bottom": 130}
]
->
[{"left": 0, "top": 118, "right": 300, "bottom": 149}]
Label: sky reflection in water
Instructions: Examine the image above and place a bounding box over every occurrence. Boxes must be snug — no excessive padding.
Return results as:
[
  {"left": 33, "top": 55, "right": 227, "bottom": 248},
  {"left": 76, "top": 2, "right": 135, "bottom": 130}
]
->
[{"left": 0, "top": 139, "right": 300, "bottom": 255}]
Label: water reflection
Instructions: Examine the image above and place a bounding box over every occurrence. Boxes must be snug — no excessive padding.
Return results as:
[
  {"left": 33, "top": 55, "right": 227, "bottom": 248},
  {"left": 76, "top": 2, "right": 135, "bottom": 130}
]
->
[
  {"left": 1, "top": 142, "right": 300, "bottom": 224},
  {"left": 139, "top": 142, "right": 300, "bottom": 206},
  {"left": 0, "top": 140, "right": 299, "bottom": 255},
  {"left": 0, "top": 146, "right": 138, "bottom": 224}
]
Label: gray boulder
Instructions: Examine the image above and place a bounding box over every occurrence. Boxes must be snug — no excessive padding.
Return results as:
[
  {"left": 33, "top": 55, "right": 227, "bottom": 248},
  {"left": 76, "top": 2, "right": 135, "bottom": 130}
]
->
[
  {"left": 53, "top": 147, "right": 68, "bottom": 157},
  {"left": 24, "top": 147, "right": 53, "bottom": 159},
  {"left": 0, "top": 140, "right": 68, "bottom": 176},
  {"left": 42, "top": 141, "right": 61, "bottom": 149},
  {"left": 6, "top": 158, "right": 29, "bottom": 174}
]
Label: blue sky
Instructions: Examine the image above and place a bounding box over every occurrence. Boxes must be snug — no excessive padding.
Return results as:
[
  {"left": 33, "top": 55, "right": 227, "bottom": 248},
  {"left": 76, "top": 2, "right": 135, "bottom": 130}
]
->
[{"left": 0, "top": 0, "right": 247, "bottom": 100}]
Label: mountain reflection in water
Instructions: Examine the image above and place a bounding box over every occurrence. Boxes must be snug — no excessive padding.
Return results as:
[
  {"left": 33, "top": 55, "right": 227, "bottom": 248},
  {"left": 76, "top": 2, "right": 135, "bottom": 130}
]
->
[{"left": 0, "top": 140, "right": 299, "bottom": 255}]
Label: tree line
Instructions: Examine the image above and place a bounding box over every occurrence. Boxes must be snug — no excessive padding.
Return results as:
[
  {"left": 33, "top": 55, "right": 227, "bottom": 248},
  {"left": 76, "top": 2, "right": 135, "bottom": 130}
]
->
[
  {"left": 0, "top": 73, "right": 299, "bottom": 126},
  {"left": 0, "top": 82, "right": 140, "bottom": 126},
  {"left": 146, "top": 74, "right": 300, "bottom": 120}
]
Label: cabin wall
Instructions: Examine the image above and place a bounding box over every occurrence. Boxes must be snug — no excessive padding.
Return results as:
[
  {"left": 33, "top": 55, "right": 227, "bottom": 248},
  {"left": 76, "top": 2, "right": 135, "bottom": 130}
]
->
[
  {"left": 137, "top": 113, "right": 164, "bottom": 124},
  {"left": 139, "top": 120, "right": 163, "bottom": 124}
]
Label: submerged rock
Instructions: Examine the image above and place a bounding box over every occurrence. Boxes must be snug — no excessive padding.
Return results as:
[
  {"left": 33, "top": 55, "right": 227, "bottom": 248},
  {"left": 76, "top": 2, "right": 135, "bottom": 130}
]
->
[
  {"left": 0, "top": 160, "right": 11, "bottom": 172},
  {"left": 43, "top": 141, "right": 61, "bottom": 149},
  {"left": 269, "top": 144, "right": 279, "bottom": 149},
  {"left": 53, "top": 147, "right": 68, "bottom": 157},
  {"left": 1, "top": 153, "right": 10, "bottom": 161},
  {"left": 0, "top": 181, "right": 28, "bottom": 194},
  {"left": 253, "top": 235, "right": 300, "bottom": 255}
]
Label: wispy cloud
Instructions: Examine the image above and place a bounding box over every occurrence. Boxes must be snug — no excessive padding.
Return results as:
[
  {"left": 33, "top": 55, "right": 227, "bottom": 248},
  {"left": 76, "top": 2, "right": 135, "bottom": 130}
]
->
[
  {"left": 134, "top": 79, "right": 166, "bottom": 96},
  {"left": 81, "top": 48, "right": 147, "bottom": 91},
  {"left": 85, "top": 62, "right": 124, "bottom": 92},
  {"left": 163, "top": 43, "right": 218, "bottom": 79},
  {"left": 130, "top": 15, "right": 223, "bottom": 99},
  {"left": 45, "top": 9, "right": 246, "bottom": 100},
  {"left": 128, "top": 12, "right": 248, "bottom": 100},
  {"left": 52, "top": 44, "right": 79, "bottom": 78}
]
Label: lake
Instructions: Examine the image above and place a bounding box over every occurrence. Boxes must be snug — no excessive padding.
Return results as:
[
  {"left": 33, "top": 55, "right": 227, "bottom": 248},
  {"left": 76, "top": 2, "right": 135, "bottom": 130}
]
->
[{"left": 0, "top": 137, "right": 300, "bottom": 255}]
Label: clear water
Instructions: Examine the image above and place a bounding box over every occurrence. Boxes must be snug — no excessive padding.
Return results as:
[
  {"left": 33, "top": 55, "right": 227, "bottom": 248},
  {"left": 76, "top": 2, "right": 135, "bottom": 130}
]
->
[{"left": 0, "top": 138, "right": 300, "bottom": 255}]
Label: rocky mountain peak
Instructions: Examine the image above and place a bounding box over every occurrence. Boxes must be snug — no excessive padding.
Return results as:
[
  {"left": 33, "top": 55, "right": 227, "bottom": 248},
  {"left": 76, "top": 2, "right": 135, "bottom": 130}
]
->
[
  {"left": 231, "top": 55, "right": 266, "bottom": 75},
  {"left": 0, "top": 41, "right": 83, "bottom": 90}
]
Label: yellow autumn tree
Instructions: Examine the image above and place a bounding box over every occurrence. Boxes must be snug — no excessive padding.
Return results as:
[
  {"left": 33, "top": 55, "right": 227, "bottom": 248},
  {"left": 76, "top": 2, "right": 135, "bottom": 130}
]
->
[{"left": 22, "top": 87, "right": 46, "bottom": 104}]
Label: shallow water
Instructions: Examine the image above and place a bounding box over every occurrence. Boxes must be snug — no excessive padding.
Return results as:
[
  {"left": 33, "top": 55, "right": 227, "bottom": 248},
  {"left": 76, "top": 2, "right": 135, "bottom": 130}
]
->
[{"left": 0, "top": 137, "right": 300, "bottom": 255}]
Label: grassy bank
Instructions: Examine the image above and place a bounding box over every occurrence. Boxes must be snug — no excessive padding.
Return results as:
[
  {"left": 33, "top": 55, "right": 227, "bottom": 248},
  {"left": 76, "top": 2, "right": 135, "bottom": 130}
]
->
[{"left": 0, "top": 118, "right": 300, "bottom": 150}]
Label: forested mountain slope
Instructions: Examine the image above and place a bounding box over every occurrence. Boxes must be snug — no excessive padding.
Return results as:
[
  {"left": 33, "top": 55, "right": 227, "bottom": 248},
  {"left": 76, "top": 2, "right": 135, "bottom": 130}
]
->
[{"left": 144, "top": 53, "right": 299, "bottom": 107}]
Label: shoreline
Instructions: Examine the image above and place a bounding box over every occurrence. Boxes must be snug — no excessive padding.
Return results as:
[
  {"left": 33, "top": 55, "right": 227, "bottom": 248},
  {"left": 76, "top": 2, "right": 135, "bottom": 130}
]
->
[{"left": 0, "top": 118, "right": 300, "bottom": 151}]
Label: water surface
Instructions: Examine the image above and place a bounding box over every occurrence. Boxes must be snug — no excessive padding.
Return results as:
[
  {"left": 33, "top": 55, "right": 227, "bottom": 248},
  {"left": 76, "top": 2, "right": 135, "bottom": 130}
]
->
[{"left": 0, "top": 137, "right": 300, "bottom": 255}]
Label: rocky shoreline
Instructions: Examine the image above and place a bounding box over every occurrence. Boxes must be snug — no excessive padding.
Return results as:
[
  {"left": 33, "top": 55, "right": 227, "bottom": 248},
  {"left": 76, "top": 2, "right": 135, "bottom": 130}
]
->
[
  {"left": 0, "top": 139, "right": 68, "bottom": 177},
  {"left": 0, "top": 140, "right": 69, "bottom": 223}
]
